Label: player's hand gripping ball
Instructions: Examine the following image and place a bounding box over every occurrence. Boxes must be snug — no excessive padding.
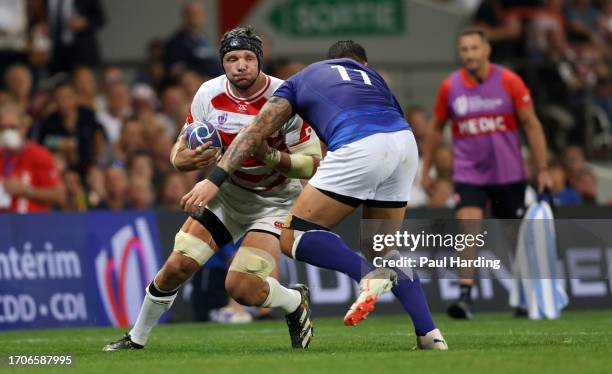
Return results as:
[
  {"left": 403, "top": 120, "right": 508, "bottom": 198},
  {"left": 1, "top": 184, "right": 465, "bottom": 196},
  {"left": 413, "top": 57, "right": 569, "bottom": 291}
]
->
[{"left": 181, "top": 120, "right": 223, "bottom": 151}]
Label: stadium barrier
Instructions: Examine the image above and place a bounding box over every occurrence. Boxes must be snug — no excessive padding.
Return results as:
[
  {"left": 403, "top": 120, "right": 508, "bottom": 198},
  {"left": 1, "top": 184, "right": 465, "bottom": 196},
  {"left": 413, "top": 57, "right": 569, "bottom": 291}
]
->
[{"left": 2, "top": 207, "right": 611, "bottom": 330}]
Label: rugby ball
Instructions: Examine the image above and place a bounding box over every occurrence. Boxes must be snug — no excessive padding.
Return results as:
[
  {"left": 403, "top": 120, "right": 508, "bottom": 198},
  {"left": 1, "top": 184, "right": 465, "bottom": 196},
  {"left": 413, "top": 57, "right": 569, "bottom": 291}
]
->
[{"left": 181, "top": 120, "right": 223, "bottom": 150}]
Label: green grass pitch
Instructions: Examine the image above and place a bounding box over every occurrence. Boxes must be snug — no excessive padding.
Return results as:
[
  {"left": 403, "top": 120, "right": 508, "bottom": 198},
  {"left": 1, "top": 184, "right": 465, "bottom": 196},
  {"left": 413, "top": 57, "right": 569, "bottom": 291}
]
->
[{"left": 1, "top": 310, "right": 610, "bottom": 374}]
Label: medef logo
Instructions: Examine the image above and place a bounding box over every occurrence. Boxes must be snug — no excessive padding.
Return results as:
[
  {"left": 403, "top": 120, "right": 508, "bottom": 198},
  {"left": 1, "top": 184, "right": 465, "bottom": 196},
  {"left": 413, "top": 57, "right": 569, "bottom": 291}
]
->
[{"left": 95, "top": 218, "right": 159, "bottom": 327}]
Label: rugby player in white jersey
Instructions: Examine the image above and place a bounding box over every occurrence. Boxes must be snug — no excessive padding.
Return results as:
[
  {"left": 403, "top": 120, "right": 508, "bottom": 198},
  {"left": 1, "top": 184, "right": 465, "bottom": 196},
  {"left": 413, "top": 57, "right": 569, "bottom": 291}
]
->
[{"left": 103, "top": 27, "right": 320, "bottom": 351}]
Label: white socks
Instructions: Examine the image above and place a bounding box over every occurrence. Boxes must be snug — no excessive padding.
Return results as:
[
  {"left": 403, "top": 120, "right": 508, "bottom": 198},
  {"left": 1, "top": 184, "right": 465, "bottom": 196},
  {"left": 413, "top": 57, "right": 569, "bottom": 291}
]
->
[
  {"left": 261, "top": 277, "right": 301, "bottom": 314},
  {"left": 129, "top": 277, "right": 301, "bottom": 346},
  {"left": 129, "top": 279, "right": 178, "bottom": 346}
]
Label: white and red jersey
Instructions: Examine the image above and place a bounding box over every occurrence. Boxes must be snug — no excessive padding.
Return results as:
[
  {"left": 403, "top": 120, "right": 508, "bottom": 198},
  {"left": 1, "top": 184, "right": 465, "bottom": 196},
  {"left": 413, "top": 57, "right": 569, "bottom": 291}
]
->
[{"left": 186, "top": 74, "right": 316, "bottom": 193}]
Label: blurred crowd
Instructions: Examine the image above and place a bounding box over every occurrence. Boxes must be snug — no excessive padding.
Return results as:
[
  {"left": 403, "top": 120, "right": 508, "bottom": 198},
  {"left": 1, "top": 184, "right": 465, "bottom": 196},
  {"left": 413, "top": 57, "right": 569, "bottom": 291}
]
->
[
  {"left": 470, "top": 0, "right": 612, "bottom": 153},
  {"left": 0, "top": 0, "right": 609, "bottom": 214}
]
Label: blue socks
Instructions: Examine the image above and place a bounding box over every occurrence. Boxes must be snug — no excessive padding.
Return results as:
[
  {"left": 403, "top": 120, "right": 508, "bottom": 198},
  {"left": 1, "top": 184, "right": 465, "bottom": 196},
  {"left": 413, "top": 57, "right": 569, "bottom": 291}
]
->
[
  {"left": 391, "top": 276, "right": 436, "bottom": 336},
  {"left": 294, "top": 230, "right": 436, "bottom": 336},
  {"left": 293, "top": 230, "right": 374, "bottom": 281}
]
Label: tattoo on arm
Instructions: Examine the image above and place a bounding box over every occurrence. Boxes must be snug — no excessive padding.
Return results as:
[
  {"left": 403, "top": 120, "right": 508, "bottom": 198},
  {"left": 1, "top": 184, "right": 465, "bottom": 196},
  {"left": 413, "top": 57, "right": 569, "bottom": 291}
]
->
[{"left": 218, "top": 97, "right": 293, "bottom": 174}]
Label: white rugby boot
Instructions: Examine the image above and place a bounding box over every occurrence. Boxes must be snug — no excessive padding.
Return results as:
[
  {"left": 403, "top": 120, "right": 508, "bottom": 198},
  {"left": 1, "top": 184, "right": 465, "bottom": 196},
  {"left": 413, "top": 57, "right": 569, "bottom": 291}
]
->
[
  {"left": 415, "top": 329, "right": 448, "bottom": 350},
  {"left": 343, "top": 268, "right": 398, "bottom": 326}
]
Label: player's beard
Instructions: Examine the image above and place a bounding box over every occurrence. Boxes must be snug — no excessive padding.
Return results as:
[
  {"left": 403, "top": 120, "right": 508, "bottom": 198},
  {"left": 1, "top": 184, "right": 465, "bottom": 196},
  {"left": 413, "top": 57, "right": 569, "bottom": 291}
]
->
[
  {"left": 228, "top": 73, "right": 259, "bottom": 91},
  {"left": 464, "top": 60, "right": 483, "bottom": 81}
]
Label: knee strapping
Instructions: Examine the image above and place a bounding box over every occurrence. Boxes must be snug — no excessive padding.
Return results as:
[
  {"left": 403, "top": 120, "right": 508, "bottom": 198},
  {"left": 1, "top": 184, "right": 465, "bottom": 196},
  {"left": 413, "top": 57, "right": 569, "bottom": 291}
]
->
[
  {"left": 228, "top": 246, "right": 276, "bottom": 280},
  {"left": 173, "top": 230, "right": 215, "bottom": 265}
]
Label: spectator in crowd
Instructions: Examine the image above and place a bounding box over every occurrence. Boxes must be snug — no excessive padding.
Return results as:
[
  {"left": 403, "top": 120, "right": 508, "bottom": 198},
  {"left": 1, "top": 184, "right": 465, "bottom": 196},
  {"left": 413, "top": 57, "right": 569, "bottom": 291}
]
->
[
  {"left": 73, "top": 66, "right": 101, "bottom": 110},
  {"left": 101, "top": 64, "right": 124, "bottom": 87},
  {"left": 0, "top": 103, "right": 65, "bottom": 213},
  {"left": 158, "top": 171, "right": 188, "bottom": 211},
  {"left": 149, "top": 132, "right": 174, "bottom": 177},
  {"left": 267, "top": 58, "right": 306, "bottom": 80},
  {"left": 127, "top": 175, "right": 154, "bottom": 210},
  {"left": 563, "top": 144, "right": 587, "bottom": 179},
  {"left": 599, "top": 0, "right": 612, "bottom": 43},
  {"left": 101, "top": 163, "right": 128, "bottom": 210},
  {"left": 473, "top": 0, "right": 523, "bottom": 61},
  {"left": 525, "top": 0, "right": 569, "bottom": 61},
  {"left": 2, "top": 64, "right": 33, "bottom": 114},
  {"left": 48, "top": 0, "right": 106, "bottom": 74},
  {"left": 128, "top": 152, "right": 154, "bottom": 184},
  {"left": 27, "top": 0, "right": 52, "bottom": 72},
  {"left": 85, "top": 164, "right": 105, "bottom": 208},
  {"left": 565, "top": 0, "right": 603, "bottom": 45},
  {"left": 0, "top": 0, "right": 29, "bottom": 79},
  {"left": 38, "top": 81, "right": 106, "bottom": 174},
  {"left": 573, "top": 168, "right": 598, "bottom": 204},
  {"left": 113, "top": 117, "right": 145, "bottom": 163},
  {"left": 164, "top": 1, "right": 222, "bottom": 79},
  {"left": 159, "top": 84, "right": 189, "bottom": 136},
  {"left": 131, "top": 83, "right": 171, "bottom": 139},
  {"left": 549, "top": 161, "right": 582, "bottom": 205},
  {"left": 96, "top": 81, "right": 132, "bottom": 143},
  {"left": 178, "top": 68, "right": 205, "bottom": 100},
  {"left": 135, "top": 39, "right": 167, "bottom": 91},
  {"left": 62, "top": 168, "right": 87, "bottom": 210}
]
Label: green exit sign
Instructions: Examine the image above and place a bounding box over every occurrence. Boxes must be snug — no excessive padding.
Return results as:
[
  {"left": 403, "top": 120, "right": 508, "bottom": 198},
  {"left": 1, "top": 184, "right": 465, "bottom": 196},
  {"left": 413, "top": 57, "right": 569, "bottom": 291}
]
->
[{"left": 268, "top": 0, "right": 405, "bottom": 37}]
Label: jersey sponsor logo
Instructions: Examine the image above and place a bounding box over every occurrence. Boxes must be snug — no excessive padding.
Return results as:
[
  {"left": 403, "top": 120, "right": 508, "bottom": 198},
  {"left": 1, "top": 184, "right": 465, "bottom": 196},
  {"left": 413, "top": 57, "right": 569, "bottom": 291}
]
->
[
  {"left": 452, "top": 95, "right": 504, "bottom": 116},
  {"left": 95, "top": 218, "right": 159, "bottom": 327},
  {"left": 453, "top": 115, "right": 516, "bottom": 137},
  {"left": 238, "top": 103, "right": 248, "bottom": 112}
]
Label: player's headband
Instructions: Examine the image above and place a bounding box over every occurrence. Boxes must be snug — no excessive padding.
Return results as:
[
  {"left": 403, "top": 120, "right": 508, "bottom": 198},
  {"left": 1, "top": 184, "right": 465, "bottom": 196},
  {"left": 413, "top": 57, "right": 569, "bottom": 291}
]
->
[{"left": 219, "top": 36, "right": 264, "bottom": 68}]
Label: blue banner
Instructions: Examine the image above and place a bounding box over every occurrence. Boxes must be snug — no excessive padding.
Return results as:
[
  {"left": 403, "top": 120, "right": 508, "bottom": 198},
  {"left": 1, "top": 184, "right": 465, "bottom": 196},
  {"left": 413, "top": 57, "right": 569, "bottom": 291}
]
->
[{"left": 0, "top": 211, "right": 164, "bottom": 330}]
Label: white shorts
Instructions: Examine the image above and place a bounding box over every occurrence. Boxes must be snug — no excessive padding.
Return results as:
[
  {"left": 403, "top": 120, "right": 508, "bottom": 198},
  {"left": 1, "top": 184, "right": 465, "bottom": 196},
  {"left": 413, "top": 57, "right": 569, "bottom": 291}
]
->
[
  {"left": 309, "top": 130, "right": 418, "bottom": 204},
  {"left": 204, "top": 179, "right": 302, "bottom": 243}
]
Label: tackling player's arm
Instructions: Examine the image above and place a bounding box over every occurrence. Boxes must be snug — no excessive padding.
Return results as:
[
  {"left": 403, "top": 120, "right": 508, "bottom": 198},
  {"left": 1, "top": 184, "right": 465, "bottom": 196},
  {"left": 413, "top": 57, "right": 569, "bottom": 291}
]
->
[
  {"left": 255, "top": 117, "right": 322, "bottom": 179},
  {"left": 258, "top": 141, "right": 321, "bottom": 179},
  {"left": 219, "top": 96, "right": 294, "bottom": 175}
]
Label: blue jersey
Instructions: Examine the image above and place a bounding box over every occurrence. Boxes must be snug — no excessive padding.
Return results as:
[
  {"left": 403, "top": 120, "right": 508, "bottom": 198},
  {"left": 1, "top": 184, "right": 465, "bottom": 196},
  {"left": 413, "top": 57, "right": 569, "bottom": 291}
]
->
[{"left": 274, "top": 58, "right": 410, "bottom": 151}]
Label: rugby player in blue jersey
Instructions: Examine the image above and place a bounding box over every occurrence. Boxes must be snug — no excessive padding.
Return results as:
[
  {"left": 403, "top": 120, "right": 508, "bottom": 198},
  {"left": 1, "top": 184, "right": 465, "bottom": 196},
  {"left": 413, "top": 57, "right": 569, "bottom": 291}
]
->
[{"left": 182, "top": 41, "right": 447, "bottom": 350}]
